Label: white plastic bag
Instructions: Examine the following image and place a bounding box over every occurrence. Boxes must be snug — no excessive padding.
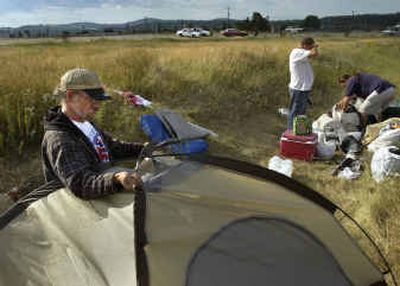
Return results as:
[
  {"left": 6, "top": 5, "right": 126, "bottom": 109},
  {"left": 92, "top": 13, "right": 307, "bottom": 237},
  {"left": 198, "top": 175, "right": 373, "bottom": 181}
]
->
[
  {"left": 278, "top": 108, "right": 289, "bottom": 117},
  {"left": 316, "top": 133, "right": 336, "bottom": 160},
  {"left": 346, "top": 131, "right": 362, "bottom": 141},
  {"left": 331, "top": 106, "right": 362, "bottom": 133},
  {"left": 338, "top": 167, "right": 362, "bottom": 180},
  {"left": 368, "top": 128, "right": 400, "bottom": 153},
  {"left": 312, "top": 113, "right": 347, "bottom": 144},
  {"left": 371, "top": 146, "right": 400, "bottom": 182},
  {"left": 268, "top": 156, "right": 293, "bottom": 177},
  {"left": 312, "top": 114, "right": 335, "bottom": 134}
]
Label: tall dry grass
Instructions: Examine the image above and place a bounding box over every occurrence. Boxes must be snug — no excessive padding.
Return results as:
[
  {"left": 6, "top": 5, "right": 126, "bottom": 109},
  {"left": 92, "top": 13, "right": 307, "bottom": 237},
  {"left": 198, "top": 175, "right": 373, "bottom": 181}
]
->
[
  {"left": 0, "top": 37, "right": 334, "bottom": 154},
  {"left": 0, "top": 35, "right": 400, "bottom": 284}
]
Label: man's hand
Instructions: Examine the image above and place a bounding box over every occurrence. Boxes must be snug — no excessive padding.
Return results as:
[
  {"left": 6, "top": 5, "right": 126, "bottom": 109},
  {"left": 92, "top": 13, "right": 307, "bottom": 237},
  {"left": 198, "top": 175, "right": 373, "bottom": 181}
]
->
[
  {"left": 114, "top": 171, "right": 142, "bottom": 191},
  {"left": 336, "top": 97, "right": 352, "bottom": 111},
  {"left": 119, "top": 91, "right": 136, "bottom": 106},
  {"left": 309, "top": 44, "right": 319, "bottom": 58},
  {"left": 121, "top": 90, "right": 135, "bottom": 98}
]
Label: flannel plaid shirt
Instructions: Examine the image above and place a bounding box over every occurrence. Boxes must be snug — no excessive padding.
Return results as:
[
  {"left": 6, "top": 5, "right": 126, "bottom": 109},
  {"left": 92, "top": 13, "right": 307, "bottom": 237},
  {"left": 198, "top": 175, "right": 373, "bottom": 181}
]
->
[{"left": 42, "top": 106, "right": 143, "bottom": 199}]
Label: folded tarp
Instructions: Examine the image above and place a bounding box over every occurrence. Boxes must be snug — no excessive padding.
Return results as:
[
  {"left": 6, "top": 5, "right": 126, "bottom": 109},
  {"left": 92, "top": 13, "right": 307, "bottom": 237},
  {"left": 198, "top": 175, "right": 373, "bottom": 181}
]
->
[{"left": 155, "top": 109, "right": 217, "bottom": 140}]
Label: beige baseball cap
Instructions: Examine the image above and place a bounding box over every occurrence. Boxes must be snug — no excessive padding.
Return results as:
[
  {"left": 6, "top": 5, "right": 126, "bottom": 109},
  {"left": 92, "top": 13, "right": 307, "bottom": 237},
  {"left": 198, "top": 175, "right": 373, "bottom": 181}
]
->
[{"left": 59, "top": 68, "right": 111, "bottom": 100}]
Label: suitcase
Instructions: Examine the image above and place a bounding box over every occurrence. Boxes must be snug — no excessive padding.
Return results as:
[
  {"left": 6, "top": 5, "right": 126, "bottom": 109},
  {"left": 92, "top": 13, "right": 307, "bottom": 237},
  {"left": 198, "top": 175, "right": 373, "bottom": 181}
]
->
[{"left": 280, "top": 130, "right": 317, "bottom": 161}]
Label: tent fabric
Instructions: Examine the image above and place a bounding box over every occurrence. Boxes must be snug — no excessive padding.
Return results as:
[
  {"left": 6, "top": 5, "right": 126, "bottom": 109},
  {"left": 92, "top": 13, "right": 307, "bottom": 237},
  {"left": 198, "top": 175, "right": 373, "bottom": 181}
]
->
[
  {"left": 143, "top": 159, "right": 383, "bottom": 286},
  {"left": 0, "top": 189, "right": 137, "bottom": 286},
  {"left": 0, "top": 156, "right": 387, "bottom": 286},
  {"left": 191, "top": 155, "right": 338, "bottom": 213}
]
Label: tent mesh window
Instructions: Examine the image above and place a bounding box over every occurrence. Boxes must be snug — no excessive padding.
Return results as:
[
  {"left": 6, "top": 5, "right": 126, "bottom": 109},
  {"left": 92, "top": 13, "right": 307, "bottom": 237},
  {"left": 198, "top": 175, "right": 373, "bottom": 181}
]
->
[{"left": 185, "top": 217, "right": 351, "bottom": 286}]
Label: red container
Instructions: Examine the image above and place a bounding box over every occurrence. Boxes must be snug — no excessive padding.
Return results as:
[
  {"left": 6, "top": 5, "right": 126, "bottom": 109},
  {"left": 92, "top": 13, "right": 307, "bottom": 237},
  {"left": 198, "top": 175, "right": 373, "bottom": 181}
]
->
[{"left": 280, "top": 130, "right": 317, "bottom": 161}]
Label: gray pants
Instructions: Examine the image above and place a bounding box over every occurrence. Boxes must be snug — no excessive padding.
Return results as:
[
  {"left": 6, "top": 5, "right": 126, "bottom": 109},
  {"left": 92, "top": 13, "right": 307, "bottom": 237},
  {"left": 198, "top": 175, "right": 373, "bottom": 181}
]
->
[
  {"left": 359, "top": 87, "right": 396, "bottom": 116},
  {"left": 287, "top": 88, "right": 310, "bottom": 130}
]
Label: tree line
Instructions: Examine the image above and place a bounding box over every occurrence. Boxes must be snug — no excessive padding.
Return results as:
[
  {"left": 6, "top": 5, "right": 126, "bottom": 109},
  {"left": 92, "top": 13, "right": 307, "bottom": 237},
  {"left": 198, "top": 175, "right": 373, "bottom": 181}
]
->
[{"left": 235, "top": 12, "right": 400, "bottom": 34}]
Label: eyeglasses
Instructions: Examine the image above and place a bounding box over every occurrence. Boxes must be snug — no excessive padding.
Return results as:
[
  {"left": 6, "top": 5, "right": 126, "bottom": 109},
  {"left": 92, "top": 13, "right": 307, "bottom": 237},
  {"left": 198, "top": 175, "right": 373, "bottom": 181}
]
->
[{"left": 78, "top": 90, "right": 98, "bottom": 103}]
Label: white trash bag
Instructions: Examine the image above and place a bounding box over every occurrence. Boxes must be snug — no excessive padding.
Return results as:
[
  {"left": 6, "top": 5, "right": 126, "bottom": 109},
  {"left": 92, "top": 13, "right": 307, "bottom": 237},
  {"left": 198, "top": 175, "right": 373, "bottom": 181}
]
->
[
  {"left": 371, "top": 146, "right": 400, "bottom": 182},
  {"left": 338, "top": 167, "right": 362, "bottom": 180},
  {"left": 368, "top": 128, "right": 400, "bottom": 153},
  {"left": 316, "top": 133, "right": 336, "bottom": 160},
  {"left": 312, "top": 114, "right": 335, "bottom": 134},
  {"left": 268, "top": 156, "right": 293, "bottom": 177},
  {"left": 278, "top": 108, "right": 289, "bottom": 117},
  {"left": 312, "top": 114, "right": 347, "bottom": 144},
  {"left": 331, "top": 105, "right": 362, "bottom": 133}
]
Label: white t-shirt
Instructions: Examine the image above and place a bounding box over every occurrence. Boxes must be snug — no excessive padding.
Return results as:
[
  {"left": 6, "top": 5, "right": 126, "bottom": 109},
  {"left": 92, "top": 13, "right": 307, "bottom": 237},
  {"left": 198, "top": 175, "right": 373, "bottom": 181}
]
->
[
  {"left": 289, "top": 48, "right": 314, "bottom": 91},
  {"left": 71, "top": 120, "right": 110, "bottom": 163}
]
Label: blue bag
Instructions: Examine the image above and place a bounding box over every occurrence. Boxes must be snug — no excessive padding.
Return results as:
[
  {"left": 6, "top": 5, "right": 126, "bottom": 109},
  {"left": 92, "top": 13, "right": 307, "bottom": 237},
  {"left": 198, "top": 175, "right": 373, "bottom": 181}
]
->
[{"left": 140, "top": 114, "right": 208, "bottom": 154}]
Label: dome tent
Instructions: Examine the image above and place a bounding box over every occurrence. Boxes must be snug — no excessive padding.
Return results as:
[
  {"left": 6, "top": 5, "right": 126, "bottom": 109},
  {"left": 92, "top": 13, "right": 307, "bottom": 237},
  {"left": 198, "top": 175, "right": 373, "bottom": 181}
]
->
[{"left": 0, "top": 154, "right": 393, "bottom": 286}]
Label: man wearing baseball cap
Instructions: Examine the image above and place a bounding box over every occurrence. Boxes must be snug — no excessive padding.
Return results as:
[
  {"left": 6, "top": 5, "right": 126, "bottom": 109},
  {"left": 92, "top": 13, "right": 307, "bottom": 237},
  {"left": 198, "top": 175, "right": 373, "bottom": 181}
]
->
[
  {"left": 287, "top": 37, "right": 319, "bottom": 130},
  {"left": 42, "top": 68, "right": 144, "bottom": 199}
]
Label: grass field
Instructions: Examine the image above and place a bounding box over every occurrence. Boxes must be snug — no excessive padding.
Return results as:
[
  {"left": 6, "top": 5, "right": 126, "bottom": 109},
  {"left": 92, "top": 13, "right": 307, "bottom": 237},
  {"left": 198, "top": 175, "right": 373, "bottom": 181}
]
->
[{"left": 0, "top": 34, "right": 400, "bottom": 284}]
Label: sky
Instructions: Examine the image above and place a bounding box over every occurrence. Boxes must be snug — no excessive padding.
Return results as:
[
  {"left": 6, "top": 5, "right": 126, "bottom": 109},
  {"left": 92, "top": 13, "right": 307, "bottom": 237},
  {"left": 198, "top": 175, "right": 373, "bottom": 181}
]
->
[{"left": 0, "top": 0, "right": 399, "bottom": 27}]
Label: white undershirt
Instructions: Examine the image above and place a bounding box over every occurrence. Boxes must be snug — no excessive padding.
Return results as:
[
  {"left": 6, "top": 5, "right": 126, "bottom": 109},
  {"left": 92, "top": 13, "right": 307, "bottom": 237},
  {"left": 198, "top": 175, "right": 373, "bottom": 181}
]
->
[{"left": 71, "top": 119, "right": 110, "bottom": 163}]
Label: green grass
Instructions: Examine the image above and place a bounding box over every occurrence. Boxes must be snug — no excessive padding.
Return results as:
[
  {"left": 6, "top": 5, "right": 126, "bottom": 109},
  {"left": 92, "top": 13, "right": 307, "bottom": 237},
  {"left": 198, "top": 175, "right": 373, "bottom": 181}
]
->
[{"left": 0, "top": 35, "right": 400, "bottom": 284}]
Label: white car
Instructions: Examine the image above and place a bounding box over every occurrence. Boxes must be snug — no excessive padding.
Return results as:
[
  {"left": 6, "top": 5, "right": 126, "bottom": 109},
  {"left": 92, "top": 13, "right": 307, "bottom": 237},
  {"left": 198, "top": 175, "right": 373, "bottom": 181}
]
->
[
  {"left": 381, "top": 24, "right": 400, "bottom": 36},
  {"left": 284, "top": 26, "right": 304, "bottom": 34},
  {"left": 176, "top": 28, "right": 211, "bottom": 38}
]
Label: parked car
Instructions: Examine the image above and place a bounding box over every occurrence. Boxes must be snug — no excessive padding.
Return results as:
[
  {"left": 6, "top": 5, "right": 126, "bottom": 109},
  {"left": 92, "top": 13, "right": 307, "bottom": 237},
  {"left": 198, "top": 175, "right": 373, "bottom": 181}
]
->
[
  {"left": 284, "top": 26, "right": 304, "bottom": 34},
  {"left": 381, "top": 24, "right": 400, "bottom": 36},
  {"left": 176, "top": 28, "right": 211, "bottom": 38},
  {"left": 176, "top": 28, "right": 194, "bottom": 37},
  {"left": 221, "top": 28, "right": 248, "bottom": 37},
  {"left": 196, "top": 28, "right": 211, "bottom": 37}
]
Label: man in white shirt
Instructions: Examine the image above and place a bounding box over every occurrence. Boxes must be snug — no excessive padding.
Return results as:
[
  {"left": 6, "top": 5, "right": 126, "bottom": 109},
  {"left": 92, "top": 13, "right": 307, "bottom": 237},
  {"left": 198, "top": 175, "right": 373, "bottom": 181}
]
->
[{"left": 287, "top": 37, "right": 319, "bottom": 130}]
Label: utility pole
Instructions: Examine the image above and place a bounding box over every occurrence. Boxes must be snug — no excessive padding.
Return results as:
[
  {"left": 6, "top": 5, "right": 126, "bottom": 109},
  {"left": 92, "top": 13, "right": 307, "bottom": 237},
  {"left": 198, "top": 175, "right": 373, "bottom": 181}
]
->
[{"left": 227, "top": 6, "right": 230, "bottom": 27}]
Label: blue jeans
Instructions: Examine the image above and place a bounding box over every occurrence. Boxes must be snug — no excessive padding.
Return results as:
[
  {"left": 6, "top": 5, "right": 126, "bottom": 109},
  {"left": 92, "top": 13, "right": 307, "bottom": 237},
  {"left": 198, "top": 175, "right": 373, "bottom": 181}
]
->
[{"left": 287, "top": 88, "right": 310, "bottom": 130}]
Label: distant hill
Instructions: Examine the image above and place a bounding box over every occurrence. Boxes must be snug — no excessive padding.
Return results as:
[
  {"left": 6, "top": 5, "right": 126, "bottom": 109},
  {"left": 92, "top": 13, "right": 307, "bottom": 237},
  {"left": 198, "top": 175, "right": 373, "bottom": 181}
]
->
[
  {"left": 272, "top": 12, "right": 400, "bottom": 32},
  {"left": 0, "top": 18, "right": 240, "bottom": 38},
  {"left": 320, "top": 12, "right": 400, "bottom": 31},
  {"left": 0, "top": 12, "right": 399, "bottom": 38}
]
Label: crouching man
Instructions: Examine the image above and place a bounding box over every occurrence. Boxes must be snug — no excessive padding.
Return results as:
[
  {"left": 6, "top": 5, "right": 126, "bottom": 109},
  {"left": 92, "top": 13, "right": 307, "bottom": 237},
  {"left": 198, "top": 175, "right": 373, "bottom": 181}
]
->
[
  {"left": 337, "top": 73, "right": 396, "bottom": 124},
  {"left": 42, "top": 68, "right": 144, "bottom": 199}
]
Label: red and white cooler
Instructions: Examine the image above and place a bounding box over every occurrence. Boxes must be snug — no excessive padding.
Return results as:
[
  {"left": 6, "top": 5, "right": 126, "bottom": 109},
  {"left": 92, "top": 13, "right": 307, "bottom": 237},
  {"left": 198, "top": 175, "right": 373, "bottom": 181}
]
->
[{"left": 280, "top": 130, "right": 317, "bottom": 161}]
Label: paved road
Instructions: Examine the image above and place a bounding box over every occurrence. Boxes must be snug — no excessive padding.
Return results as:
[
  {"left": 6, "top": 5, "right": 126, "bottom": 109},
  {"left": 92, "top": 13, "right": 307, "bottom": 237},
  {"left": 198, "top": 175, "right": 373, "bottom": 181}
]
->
[{"left": 0, "top": 33, "right": 220, "bottom": 46}]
